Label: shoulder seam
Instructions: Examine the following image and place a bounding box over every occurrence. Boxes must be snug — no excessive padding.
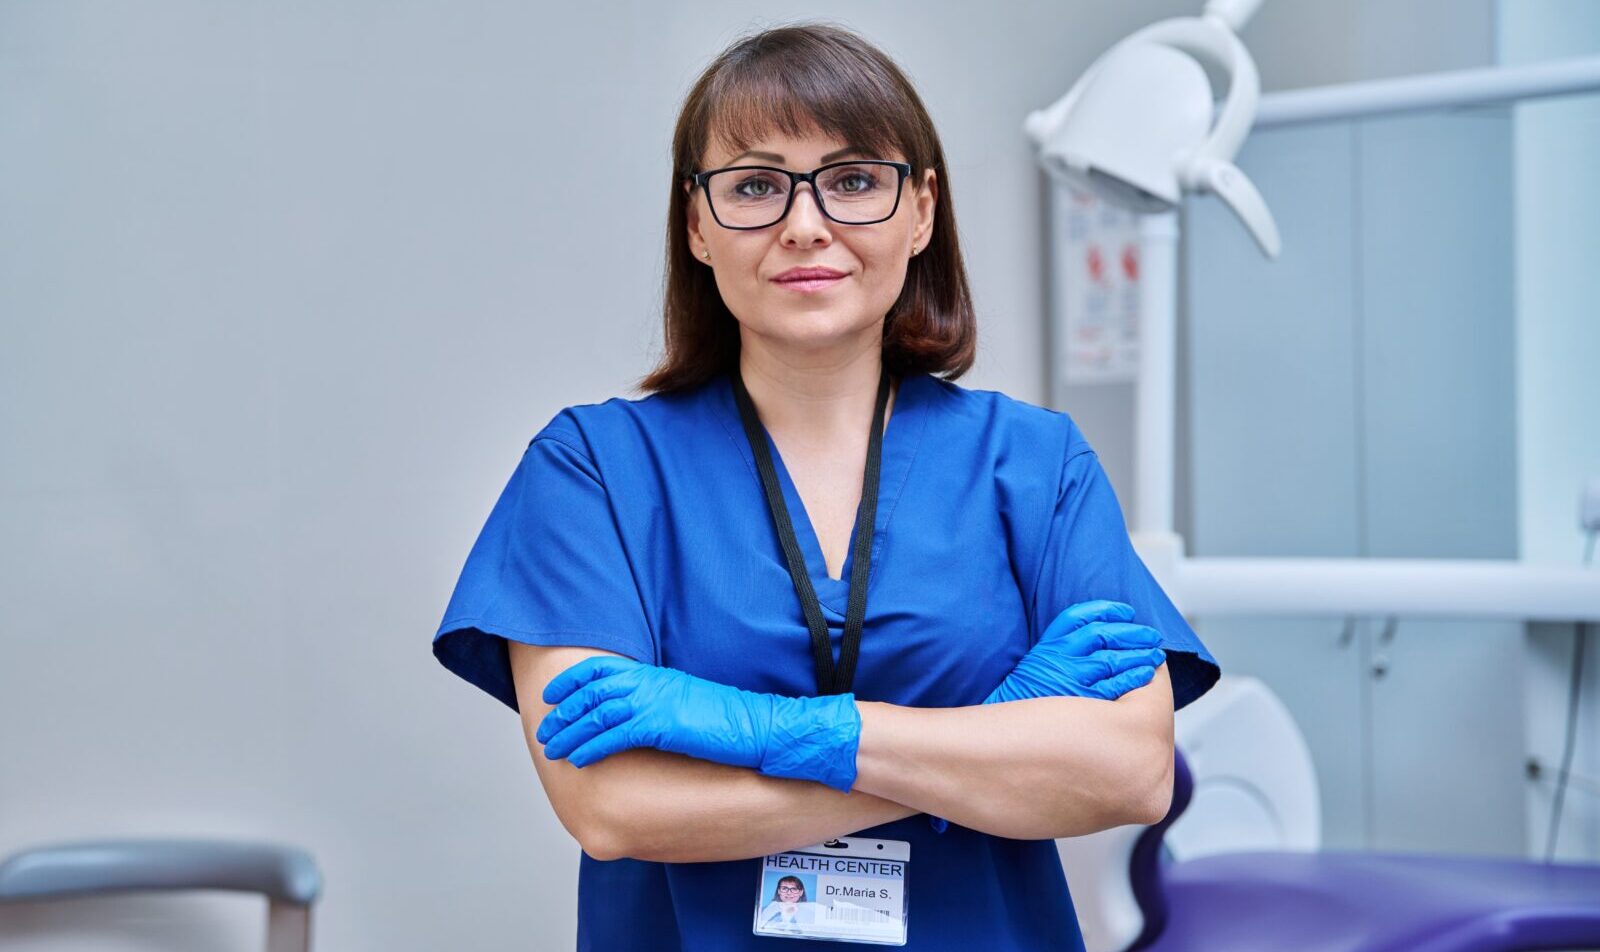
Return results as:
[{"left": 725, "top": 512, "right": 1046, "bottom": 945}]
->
[{"left": 529, "top": 429, "right": 603, "bottom": 488}]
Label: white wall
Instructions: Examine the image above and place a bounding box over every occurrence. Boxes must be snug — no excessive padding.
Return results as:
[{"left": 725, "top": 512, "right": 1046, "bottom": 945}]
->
[
  {"left": 1243, "top": 0, "right": 1495, "bottom": 91},
  {"left": 1497, "top": 0, "right": 1600, "bottom": 863}
]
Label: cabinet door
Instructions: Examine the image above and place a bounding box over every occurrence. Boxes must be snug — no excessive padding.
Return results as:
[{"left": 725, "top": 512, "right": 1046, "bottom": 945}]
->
[
  {"left": 1356, "top": 109, "right": 1518, "bottom": 562},
  {"left": 1184, "top": 122, "right": 1370, "bottom": 846},
  {"left": 1191, "top": 616, "right": 1369, "bottom": 849},
  {"left": 1183, "top": 122, "right": 1362, "bottom": 559},
  {"left": 1367, "top": 617, "right": 1528, "bottom": 855},
  {"left": 1356, "top": 109, "right": 1525, "bottom": 856}
]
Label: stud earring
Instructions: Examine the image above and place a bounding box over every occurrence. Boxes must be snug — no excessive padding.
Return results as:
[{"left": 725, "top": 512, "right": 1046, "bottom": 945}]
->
[{"left": 702, "top": 250, "right": 710, "bottom": 259}]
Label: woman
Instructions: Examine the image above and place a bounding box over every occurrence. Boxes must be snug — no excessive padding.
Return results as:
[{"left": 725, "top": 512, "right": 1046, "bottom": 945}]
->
[
  {"left": 432, "top": 22, "right": 1219, "bottom": 950},
  {"left": 758, "top": 876, "right": 816, "bottom": 929}
]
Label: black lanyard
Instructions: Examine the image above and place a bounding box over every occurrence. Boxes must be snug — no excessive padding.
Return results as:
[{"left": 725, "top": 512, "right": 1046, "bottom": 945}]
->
[{"left": 731, "top": 364, "right": 892, "bottom": 697}]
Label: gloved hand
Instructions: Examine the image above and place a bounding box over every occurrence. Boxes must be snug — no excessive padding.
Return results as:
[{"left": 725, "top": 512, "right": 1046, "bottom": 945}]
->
[
  {"left": 928, "top": 599, "right": 1167, "bottom": 833},
  {"left": 536, "top": 656, "right": 861, "bottom": 793},
  {"left": 984, "top": 599, "right": 1167, "bottom": 704}
]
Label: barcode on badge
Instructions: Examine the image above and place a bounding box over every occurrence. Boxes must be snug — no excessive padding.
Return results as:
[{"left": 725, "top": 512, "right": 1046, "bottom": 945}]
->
[{"left": 823, "top": 903, "right": 893, "bottom": 924}]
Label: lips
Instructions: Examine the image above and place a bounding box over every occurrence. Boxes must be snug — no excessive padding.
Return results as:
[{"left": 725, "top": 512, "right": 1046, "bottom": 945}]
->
[
  {"left": 772, "top": 267, "right": 848, "bottom": 294},
  {"left": 773, "top": 267, "right": 847, "bottom": 283}
]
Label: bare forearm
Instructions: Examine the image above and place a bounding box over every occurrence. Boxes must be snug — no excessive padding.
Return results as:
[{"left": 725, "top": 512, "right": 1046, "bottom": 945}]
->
[
  {"left": 520, "top": 643, "right": 918, "bottom": 863},
  {"left": 564, "top": 747, "right": 919, "bottom": 864},
  {"left": 851, "top": 676, "right": 1174, "bottom": 840}
]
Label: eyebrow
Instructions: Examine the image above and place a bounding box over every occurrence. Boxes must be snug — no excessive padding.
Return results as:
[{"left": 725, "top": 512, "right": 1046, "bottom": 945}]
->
[{"left": 728, "top": 145, "right": 866, "bottom": 165}]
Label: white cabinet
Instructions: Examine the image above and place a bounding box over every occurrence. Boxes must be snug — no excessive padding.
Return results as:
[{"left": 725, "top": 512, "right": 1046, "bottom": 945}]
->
[{"left": 1181, "top": 109, "right": 1526, "bottom": 856}]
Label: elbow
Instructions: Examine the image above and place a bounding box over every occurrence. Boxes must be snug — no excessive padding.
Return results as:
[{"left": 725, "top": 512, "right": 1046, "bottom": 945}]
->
[
  {"left": 1119, "top": 733, "right": 1176, "bottom": 828},
  {"left": 1035, "top": 724, "right": 1174, "bottom": 838},
  {"left": 571, "top": 792, "right": 641, "bottom": 862},
  {"left": 579, "top": 827, "right": 627, "bottom": 862},
  {"left": 570, "top": 769, "right": 684, "bottom": 862},
  {"left": 543, "top": 775, "right": 635, "bottom": 861},
  {"left": 573, "top": 805, "right": 639, "bottom": 861},
  {"left": 539, "top": 749, "right": 698, "bottom": 863},
  {"left": 551, "top": 800, "right": 623, "bottom": 861},
  {"left": 1107, "top": 665, "right": 1178, "bottom": 828}
]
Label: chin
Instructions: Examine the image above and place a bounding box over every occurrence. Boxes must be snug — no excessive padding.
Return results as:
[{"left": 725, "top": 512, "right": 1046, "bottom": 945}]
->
[{"left": 772, "top": 314, "right": 878, "bottom": 346}]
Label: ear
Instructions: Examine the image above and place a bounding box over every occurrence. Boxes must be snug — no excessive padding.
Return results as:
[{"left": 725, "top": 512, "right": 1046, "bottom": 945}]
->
[
  {"left": 912, "top": 168, "right": 937, "bottom": 253},
  {"left": 684, "top": 179, "right": 709, "bottom": 261}
]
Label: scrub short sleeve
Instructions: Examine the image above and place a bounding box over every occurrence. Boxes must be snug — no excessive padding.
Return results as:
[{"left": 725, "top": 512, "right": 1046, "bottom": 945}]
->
[
  {"left": 1030, "top": 425, "right": 1220, "bottom": 712},
  {"left": 431, "top": 427, "right": 655, "bottom": 713}
]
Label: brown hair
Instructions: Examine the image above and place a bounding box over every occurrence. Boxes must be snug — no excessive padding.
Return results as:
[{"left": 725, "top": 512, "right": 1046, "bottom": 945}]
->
[
  {"left": 634, "top": 20, "right": 977, "bottom": 395},
  {"left": 771, "top": 875, "right": 809, "bottom": 903}
]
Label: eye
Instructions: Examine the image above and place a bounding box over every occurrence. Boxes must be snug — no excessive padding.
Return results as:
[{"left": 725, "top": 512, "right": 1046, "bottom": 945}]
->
[{"left": 731, "top": 171, "right": 787, "bottom": 199}]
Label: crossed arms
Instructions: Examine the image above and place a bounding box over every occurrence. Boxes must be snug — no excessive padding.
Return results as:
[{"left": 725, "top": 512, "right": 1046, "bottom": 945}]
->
[{"left": 509, "top": 643, "right": 1175, "bottom": 863}]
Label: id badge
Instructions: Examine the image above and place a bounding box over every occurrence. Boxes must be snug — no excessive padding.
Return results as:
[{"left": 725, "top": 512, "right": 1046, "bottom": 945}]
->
[{"left": 751, "top": 835, "right": 909, "bottom": 945}]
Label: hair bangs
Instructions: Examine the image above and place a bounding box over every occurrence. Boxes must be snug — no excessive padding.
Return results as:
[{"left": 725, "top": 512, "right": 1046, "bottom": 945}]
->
[{"left": 699, "top": 41, "right": 909, "bottom": 171}]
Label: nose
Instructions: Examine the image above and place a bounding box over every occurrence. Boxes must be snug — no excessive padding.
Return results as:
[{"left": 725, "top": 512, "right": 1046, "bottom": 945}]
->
[{"left": 780, "top": 182, "right": 831, "bottom": 243}]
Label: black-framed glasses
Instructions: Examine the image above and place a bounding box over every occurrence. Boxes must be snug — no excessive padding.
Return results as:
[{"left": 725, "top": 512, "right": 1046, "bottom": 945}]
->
[{"left": 687, "top": 160, "right": 913, "bottom": 230}]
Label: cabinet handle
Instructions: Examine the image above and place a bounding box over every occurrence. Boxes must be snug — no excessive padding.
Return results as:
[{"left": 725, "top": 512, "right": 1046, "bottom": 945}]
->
[
  {"left": 1337, "top": 617, "right": 1357, "bottom": 648},
  {"left": 1378, "top": 616, "right": 1399, "bottom": 645},
  {"left": 1371, "top": 617, "right": 1398, "bottom": 678}
]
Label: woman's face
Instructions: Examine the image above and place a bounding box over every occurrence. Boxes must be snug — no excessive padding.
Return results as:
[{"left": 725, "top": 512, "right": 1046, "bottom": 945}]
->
[
  {"left": 685, "top": 126, "right": 937, "bottom": 357},
  {"left": 777, "top": 881, "right": 803, "bottom": 902}
]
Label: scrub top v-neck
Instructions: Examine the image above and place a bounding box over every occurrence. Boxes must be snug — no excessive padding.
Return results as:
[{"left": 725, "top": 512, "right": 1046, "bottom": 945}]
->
[
  {"left": 432, "top": 368, "right": 1220, "bottom": 952},
  {"left": 729, "top": 363, "right": 893, "bottom": 699},
  {"left": 727, "top": 368, "right": 924, "bottom": 626}
]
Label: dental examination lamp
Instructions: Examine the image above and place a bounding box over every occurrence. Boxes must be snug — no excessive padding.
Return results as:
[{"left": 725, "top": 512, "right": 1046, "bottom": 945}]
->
[
  {"left": 1024, "top": 0, "right": 1277, "bottom": 588},
  {"left": 1025, "top": 2, "right": 1600, "bottom": 621},
  {"left": 1023, "top": 0, "right": 1279, "bottom": 257}
]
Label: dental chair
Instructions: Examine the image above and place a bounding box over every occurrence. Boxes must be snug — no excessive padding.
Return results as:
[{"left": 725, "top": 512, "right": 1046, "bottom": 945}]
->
[
  {"left": 1131, "top": 747, "right": 1600, "bottom": 951},
  {"left": 0, "top": 838, "right": 321, "bottom": 951},
  {"left": 1060, "top": 676, "right": 1600, "bottom": 952}
]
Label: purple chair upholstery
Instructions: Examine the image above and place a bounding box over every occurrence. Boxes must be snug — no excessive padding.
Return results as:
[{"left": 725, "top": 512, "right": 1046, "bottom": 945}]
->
[{"left": 1127, "top": 748, "right": 1600, "bottom": 952}]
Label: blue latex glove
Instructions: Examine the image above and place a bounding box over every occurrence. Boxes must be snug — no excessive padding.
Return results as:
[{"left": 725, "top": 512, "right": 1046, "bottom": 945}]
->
[
  {"left": 536, "top": 656, "right": 861, "bottom": 793},
  {"left": 928, "top": 599, "right": 1167, "bottom": 833},
  {"left": 984, "top": 599, "right": 1166, "bottom": 704}
]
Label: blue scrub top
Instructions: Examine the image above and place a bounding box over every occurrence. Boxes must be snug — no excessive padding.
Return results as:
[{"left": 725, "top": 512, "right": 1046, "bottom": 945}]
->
[{"left": 433, "top": 369, "right": 1220, "bottom": 951}]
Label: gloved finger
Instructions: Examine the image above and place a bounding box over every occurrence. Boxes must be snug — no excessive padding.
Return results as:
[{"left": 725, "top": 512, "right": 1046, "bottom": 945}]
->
[
  {"left": 542, "top": 697, "right": 634, "bottom": 761},
  {"left": 1086, "top": 664, "right": 1157, "bottom": 700},
  {"left": 538, "top": 674, "right": 641, "bottom": 743},
  {"left": 1079, "top": 647, "right": 1167, "bottom": 683},
  {"left": 1058, "top": 622, "right": 1162, "bottom": 657},
  {"left": 984, "top": 663, "right": 1075, "bottom": 704},
  {"left": 542, "top": 655, "right": 644, "bottom": 705},
  {"left": 566, "top": 722, "right": 644, "bottom": 769},
  {"left": 1039, "top": 600, "right": 1135, "bottom": 644}
]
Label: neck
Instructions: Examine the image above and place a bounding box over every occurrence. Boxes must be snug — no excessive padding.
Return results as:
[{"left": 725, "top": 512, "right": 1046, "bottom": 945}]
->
[{"left": 736, "top": 334, "right": 895, "bottom": 438}]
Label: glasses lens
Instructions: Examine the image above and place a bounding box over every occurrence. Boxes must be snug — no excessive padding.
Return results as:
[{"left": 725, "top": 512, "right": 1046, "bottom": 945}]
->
[
  {"left": 706, "top": 163, "right": 900, "bottom": 227},
  {"left": 816, "top": 163, "right": 900, "bottom": 222},
  {"left": 708, "top": 168, "right": 789, "bottom": 228}
]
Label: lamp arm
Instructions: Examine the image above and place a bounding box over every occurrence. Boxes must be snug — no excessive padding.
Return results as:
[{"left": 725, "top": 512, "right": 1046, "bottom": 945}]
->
[
  {"left": 1202, "top": 0, "right": 1266, "bottom": 32},
  {"left": 1134, "top": 16, "right": 1260, "bottom": 162},
  {"left": 1185, "top": 156, "right": 1281, "bottom": 257}
]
